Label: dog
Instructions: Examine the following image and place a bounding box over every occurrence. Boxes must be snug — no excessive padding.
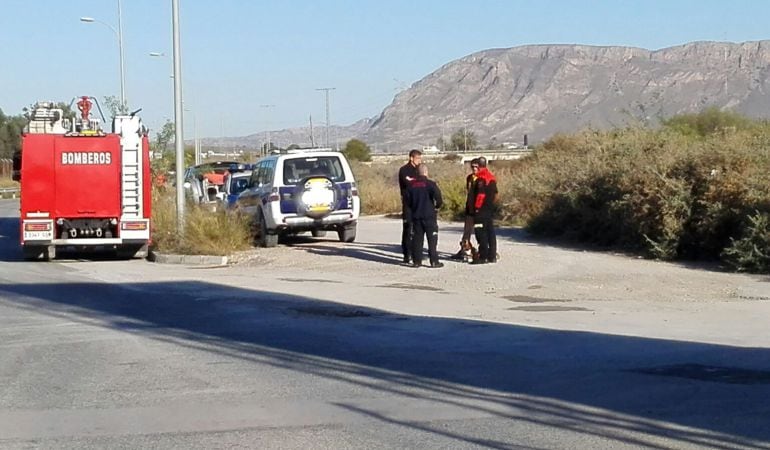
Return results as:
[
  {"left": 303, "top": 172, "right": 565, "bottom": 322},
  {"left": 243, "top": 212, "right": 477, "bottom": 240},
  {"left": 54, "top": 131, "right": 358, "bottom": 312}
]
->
[{"left": 461, "top": 240, "right": 480, "bottom": 263}]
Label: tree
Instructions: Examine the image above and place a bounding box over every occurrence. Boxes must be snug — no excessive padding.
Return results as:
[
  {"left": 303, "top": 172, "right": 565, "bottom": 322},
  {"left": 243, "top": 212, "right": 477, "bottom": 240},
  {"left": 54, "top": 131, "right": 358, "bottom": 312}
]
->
[
  {"left": 435, "top": 136, "right": 446, "bottom": 152},
  {"left": 342, "top": 139, "right": 372, "bottom": 162},
  {"left": 662, "top": 107, "right": 754, "bottom": 137},
  {"left": 0, "top": 108, "right": 27, "bottom": 159},
  {"left": 103, "top": 95, "right": 128, "bottom": 118},
  {"left": 450, "top": 128, "right": 477, "bottom": 152},
  {"left": 286, "top": 143, "right": 301, "bottom": 150},
  {"left": 154, "top": 120, "right": 175, "bottom": 155}
]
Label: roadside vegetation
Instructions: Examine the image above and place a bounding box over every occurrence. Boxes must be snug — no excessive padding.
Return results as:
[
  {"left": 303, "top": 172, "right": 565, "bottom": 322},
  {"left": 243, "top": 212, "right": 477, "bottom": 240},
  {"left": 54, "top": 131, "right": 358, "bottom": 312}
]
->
[
  {"left": 0, "top": 176, "right": 18, "bottom": 189},
  {"left": 509, "top": 109, "right": 770, "bottom": 273},
  {"left": 151, "top": 187, "right": 252, "bottom": 256}
]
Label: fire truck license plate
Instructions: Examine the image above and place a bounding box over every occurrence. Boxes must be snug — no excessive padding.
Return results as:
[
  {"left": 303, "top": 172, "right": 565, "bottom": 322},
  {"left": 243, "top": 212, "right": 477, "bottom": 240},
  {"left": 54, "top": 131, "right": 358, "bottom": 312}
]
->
[{"left": 24, "top": 231, "right": 52, "bottom": 240}]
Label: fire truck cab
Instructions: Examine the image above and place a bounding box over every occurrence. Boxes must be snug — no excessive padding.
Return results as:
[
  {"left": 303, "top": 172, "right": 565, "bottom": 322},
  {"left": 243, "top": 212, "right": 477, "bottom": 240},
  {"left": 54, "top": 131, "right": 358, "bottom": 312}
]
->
[{"left": 18, "top": 97, "right": 152, "bottom": 261}]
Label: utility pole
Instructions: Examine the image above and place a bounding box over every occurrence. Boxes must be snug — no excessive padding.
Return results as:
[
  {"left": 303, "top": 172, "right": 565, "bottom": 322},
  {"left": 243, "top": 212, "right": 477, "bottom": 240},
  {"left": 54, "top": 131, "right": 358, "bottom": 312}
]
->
[
  {"left": 309, "top": 114, "right": 315, "bottom": 147},
  {"left": 260, "top": 104, "right": 275, "bottom": 155},
  {"left": 441, "top": 118, "right": 446, "bottom": 152},
  {"left": 316, "top": 87, "right": 335, "bottom": 148},
  {"left": 117, "top": 0, "right": 126, "bottom": 110}
]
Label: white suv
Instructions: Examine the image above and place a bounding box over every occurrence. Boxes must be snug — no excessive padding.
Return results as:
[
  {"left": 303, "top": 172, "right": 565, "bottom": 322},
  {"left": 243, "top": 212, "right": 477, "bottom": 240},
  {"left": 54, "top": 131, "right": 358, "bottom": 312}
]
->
[{"left": 235, "top": 149, "right": 360, "bottom": 247}]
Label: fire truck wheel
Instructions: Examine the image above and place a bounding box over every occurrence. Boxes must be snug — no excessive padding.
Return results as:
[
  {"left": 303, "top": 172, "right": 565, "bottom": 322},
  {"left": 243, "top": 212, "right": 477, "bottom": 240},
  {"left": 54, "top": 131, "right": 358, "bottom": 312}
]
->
[
  {"left": 22, "top": 246, "right": 44, "bottom": 261},
  {"left": 116, "top": 244, "right": 149, "bottom": 260}
]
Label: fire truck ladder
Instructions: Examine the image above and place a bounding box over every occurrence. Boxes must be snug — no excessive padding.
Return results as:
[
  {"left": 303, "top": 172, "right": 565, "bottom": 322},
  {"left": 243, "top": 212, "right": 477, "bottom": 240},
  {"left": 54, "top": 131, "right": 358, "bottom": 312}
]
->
[{"left": 119, "top": 117, "right": 144, "bottom": 218}]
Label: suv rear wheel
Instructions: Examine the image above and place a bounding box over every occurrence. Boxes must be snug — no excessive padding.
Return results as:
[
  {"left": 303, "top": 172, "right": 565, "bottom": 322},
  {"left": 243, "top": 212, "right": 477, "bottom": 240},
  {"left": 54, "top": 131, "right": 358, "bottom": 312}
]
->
[
  {"left": 258, "top": 210, "right": 278, "bottom": 248},
  {"left": 337, "top": 224, "right": 356, "bottom": 243}
]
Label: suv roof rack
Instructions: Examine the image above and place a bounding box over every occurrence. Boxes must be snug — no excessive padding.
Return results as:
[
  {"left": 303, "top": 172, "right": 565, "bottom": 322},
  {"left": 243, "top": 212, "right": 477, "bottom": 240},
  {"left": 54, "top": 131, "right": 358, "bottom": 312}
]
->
[{"left": 270, "top": 147, "right": 336, "bottom": 155}]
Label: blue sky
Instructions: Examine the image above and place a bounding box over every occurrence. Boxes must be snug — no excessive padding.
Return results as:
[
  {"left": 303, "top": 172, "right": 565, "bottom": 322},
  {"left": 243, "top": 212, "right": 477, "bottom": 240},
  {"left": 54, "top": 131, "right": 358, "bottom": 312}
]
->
[{"left": 1, "top": 0, "right": 768, "bottom": 138}]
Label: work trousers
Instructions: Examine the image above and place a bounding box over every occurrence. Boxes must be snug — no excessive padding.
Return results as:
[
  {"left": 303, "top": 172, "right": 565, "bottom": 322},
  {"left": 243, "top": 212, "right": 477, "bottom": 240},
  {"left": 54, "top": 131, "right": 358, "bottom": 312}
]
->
[
  {"left": 461, "top": 215, "right": 474, "bottom": 243},
  {"left": 411, "top": 219, "right": 439, "bottom": 266},
  {"left": 474, "top": 217, "right": 497, "bottom": 262},
  {"left": 401, "top": 218, "right": 413, "bottom": 260}
]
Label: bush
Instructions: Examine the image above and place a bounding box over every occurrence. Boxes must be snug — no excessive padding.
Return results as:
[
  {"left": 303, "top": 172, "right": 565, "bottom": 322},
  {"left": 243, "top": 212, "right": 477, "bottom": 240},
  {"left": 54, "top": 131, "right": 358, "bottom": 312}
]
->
[
  {"left": 501, "top": 110, "right": 770, "bottom": 272},
  {"left": 342, "top": 139, "right": 372, "bottom": 162},
  {"left": 151, "top": 187, "right": 252, "bottom": 256},
  {"left": 722, "top": 212, "right": 770, "bottom": 273}
]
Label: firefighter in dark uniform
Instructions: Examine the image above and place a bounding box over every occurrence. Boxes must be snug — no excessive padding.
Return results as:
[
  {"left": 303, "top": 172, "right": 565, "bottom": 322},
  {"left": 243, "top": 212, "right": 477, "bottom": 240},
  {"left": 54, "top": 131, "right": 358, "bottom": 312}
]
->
[
  {"left": 471, "top": 157, "right": 498, "bottom": 264},
  {"left": 404, "top": 164, "right": 444, "bottom": 268},
  {"left": 398, "top": 149, "right": 422, "bottom": 264}
]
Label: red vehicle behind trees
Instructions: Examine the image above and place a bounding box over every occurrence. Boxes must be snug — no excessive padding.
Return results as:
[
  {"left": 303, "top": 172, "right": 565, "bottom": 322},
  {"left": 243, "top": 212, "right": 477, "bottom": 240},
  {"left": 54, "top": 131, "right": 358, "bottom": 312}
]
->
[{"left": 14, "top": 97, "right": 151, "bottom": 261}]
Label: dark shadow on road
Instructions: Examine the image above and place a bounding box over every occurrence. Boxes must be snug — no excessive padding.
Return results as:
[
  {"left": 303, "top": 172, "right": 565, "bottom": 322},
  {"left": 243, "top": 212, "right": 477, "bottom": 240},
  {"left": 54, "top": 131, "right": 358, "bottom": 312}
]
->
[
  {"left": 287, "top": 240, "right": 458, "bottom": 265},
  {"left": 0, "top": 217, "right": 23, "bottom": 262},
  {"left": 441, "top": 220, "right": 767, "bottom": 278},
  {"left": 1, "top": 278, "right": 769, "bottom": 448}
]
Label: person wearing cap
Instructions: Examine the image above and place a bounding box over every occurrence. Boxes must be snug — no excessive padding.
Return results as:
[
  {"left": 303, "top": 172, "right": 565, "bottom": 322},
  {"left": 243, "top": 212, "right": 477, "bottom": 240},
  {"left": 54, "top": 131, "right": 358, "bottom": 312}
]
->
[
  {"left": 451, "top": 158, "right": 481, "bottom": 261},
  {"left": 471, "top": 157, "right": 498, "bottom": 264},
  {"left": 398, "top": 149, "right": 422, "bottom": 264},
  {"left": 404, "top": 164, "right": 444, "bottom": 268}
]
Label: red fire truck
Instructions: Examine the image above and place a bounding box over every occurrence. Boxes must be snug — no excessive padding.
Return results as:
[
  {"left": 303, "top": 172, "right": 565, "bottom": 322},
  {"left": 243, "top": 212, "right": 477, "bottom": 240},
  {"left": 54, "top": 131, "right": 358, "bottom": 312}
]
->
[{"left": 16, "top": 97, "right": 151, "bottom": 261}]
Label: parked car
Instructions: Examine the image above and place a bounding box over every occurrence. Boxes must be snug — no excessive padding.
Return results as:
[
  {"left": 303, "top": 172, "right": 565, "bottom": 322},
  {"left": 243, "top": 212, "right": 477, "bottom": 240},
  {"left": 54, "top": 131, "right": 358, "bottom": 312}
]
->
[
  {"left": 182, "top": 161, "right": 244, "bottom": 206},
  {"left": 221, "top": 170, "right": 252, "bottom": 209},
  {"left": 235, "top": 149, "right": 360, "bottom": 247}
]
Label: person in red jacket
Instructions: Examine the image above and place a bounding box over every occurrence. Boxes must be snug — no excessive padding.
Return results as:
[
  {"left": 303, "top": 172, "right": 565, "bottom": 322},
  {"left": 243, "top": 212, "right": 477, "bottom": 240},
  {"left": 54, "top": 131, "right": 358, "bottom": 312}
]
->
[
  {"left": 471, "top": 157, "right": 498, "bottom": 264},
  {"left": 451, "top": 158, "right": 480, "bottom": 261}
]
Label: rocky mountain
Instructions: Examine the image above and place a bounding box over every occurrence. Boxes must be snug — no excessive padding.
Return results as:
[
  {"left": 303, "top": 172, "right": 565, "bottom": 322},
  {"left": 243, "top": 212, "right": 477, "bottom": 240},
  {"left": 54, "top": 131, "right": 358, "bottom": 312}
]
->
[
  {"left": 205, "top": 40, "right": 770, "bottom": 151},
  {"left": 362, "top": 40, "right": 770, "bottom": 149}
]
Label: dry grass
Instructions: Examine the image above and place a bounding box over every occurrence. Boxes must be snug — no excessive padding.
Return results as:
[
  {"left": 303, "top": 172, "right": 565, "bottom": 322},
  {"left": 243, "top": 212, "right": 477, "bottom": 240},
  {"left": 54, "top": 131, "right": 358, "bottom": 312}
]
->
[
  {"left": 0, "top": 176, "right": 19, "bottom": 189},
  {"left": 352, "top": 160, "right": 468, "bottom": 219},
  {"left": 151, "top": 187, "right": 253, "bottom": 256}
]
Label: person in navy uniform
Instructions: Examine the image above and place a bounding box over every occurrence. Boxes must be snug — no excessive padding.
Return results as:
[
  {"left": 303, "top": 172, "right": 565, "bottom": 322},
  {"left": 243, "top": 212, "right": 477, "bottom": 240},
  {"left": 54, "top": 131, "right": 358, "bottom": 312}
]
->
[
  {"left": 398, "top": 149, "right": 422, "bottom": 264},
  {"left": 404, "top": 164, "right": 444, "bottom": 268}
]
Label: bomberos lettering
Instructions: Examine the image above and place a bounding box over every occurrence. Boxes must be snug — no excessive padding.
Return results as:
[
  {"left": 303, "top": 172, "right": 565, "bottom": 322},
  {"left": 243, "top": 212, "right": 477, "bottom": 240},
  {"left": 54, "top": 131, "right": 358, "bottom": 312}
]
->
[{"left": 60, "top": 152, "right": 112, "bottom": 165}]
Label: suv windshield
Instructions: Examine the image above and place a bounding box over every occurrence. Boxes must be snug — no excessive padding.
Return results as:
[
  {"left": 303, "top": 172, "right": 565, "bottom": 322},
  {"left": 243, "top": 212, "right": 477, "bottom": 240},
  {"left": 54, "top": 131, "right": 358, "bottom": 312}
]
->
[{"left": 283, "top": 156, "right": 344, "bottom": 185}]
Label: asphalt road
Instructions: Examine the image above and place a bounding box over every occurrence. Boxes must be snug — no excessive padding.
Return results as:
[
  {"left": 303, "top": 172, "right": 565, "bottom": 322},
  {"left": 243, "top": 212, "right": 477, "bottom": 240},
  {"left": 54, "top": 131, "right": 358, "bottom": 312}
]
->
[{"left": 1, "top": 198, "right": 769, "bottom": 449}]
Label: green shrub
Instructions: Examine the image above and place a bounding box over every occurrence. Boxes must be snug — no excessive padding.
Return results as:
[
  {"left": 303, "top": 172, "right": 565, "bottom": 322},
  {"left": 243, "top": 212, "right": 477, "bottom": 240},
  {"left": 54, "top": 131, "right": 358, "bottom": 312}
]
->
[{"left": 722, "top": 212, "right": 770, "bottom": 273}]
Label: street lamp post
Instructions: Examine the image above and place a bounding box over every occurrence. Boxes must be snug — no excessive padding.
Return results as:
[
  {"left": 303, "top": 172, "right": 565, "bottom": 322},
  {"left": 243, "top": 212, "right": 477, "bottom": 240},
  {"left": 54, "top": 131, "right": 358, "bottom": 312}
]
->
[
  {"left": 80, "top": 0, "right": 126, "bottom": 111},
  {"left": 171, "top": 0, "right": 185, "bottom": 231}
]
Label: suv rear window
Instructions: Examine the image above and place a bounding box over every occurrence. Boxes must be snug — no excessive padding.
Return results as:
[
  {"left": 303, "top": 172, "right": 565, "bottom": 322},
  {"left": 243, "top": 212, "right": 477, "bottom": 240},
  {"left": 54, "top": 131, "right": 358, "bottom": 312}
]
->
[
  {"left": 283, "top": 156, "right": 344, "bottom": 185},
  {"left": 231, "top": 176, "right": 250, "bottom": 194}
]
